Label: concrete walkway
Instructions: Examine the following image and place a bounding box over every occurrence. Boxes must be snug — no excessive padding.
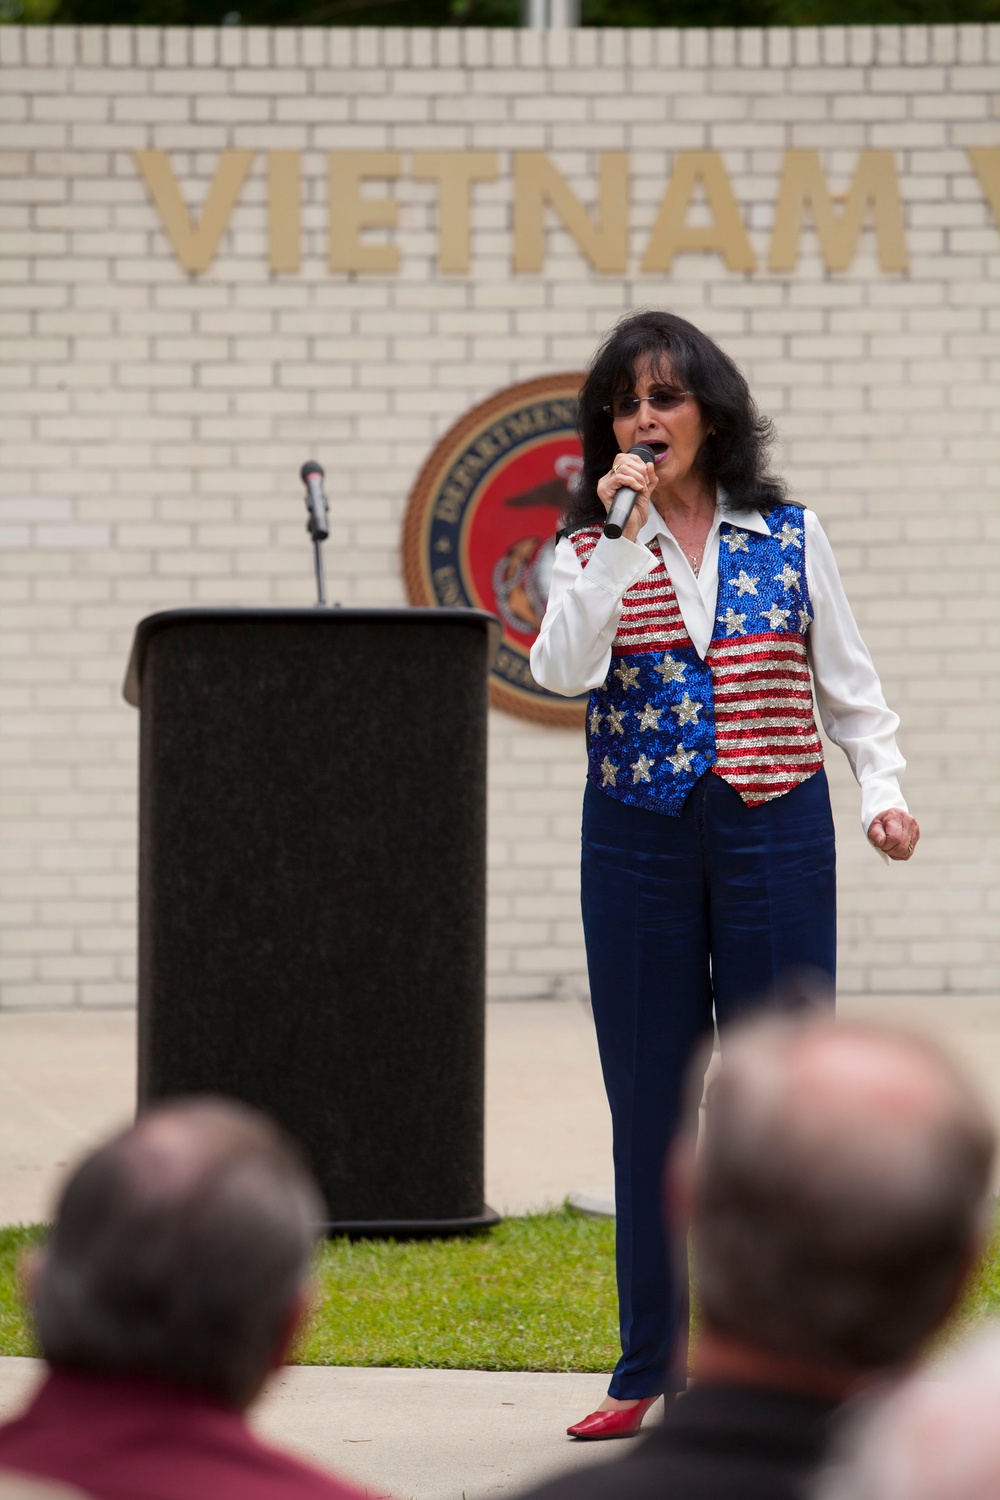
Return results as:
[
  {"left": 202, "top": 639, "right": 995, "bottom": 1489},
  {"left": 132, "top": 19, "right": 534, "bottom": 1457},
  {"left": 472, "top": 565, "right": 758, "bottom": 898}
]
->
[
  {"left": 1, "top": 994, "right": 998, "bottom": 1496},
  {"left": 0, "top": 1000, "right": 615, "bottom": 1229},
  {"left": 0, "top": 1357, "right": 619, "bottom": 1499}
]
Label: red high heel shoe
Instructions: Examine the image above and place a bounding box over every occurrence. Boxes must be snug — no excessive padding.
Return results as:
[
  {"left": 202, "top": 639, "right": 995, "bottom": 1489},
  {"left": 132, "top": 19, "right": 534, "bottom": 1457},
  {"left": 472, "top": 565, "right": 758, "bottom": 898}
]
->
[{"left": 567, "top": 1396, "right": 657, "bottom": 1439}]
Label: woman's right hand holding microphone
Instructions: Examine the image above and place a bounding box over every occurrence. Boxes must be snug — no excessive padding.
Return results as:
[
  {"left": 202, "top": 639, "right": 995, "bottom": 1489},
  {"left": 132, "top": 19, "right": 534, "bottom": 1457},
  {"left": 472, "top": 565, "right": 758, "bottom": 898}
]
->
[{"left": 596, "top": 453, "right": 655, "bottom": 543}]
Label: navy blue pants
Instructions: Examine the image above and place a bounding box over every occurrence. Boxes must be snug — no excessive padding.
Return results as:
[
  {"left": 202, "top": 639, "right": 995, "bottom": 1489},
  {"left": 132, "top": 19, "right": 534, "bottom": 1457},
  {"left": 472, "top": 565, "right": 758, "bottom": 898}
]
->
[{"left": 581, "top": 767, "right": 837, "bottom": 1399}]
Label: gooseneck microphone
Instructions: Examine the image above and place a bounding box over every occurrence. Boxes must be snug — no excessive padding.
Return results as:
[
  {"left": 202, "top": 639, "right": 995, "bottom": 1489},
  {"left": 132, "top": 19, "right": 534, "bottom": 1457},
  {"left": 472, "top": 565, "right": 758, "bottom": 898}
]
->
[
  {"left": 301, "top": 460, "right": 330, "bottom": 542},
  {"left": 603, "top": 444, "right": 656, "bottom": 539}
]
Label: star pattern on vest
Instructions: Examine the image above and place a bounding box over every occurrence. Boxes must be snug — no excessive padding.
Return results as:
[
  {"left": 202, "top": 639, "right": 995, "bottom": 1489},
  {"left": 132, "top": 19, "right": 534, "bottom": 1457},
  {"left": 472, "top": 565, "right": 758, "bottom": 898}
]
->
[
  {"left": 798, "top": 607, "right": 813, "bottom": 633},
  {"left": 606, "top": 707, "right": 625, "bottom": 736},
  {"left": 718, "top": 607, "right": 747, "bottom": 636},
  {"left": 665, "top": 743, "right": 698, "bottom": 775},
  {"left": 774, "top": 563, "right": 802, "bottom": 593},
  {"left": 613, "top": 661, "right": 640, "bottom": 691},
  {"left": 777, "top": 521, "right": 803, "bottom": 550},
  {"left": 725, "top": 529, "right": 749, "bottom": 553},
  {"left": 636, "top": 702, "right": 663, "bottom": 732},
  {"left": 631, "top": 753, "right": 655, "bottom": 784},
  {"left": 761, "top": 603, "right": 791, "bottom": 629},
  {"left": 673, "top": 693, "right": 703, "bottom": 726},
  {"left": 588, "top": 707, "right": 603, "bottom": 736},
  {"left": 653, "top": 653, "right": 686, "bottom": 684},
  {"left": 731, "top": 570, "right": 760, "bottom": 597},
  {"left": 600, "top": 756, "right": 618, "bottom": 788}
]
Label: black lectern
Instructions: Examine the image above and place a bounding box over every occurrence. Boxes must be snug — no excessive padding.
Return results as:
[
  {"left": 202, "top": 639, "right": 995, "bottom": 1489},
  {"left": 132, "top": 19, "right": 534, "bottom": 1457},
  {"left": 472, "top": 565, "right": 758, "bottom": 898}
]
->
[{"left": 123, "top": 607, "right": 501, "bottom": 1236}]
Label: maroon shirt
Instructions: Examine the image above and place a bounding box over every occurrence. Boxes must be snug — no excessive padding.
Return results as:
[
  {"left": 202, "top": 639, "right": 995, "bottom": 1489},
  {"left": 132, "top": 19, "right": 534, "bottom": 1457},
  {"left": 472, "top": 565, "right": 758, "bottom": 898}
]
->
[{"left": 0, "top": 1367, "right": 380, "bottom": 1500}]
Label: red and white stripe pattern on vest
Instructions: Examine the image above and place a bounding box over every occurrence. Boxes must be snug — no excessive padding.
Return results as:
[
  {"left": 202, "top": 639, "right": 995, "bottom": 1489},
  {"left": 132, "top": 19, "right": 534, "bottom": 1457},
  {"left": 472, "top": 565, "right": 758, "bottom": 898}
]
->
[
  {"left": 570, "top": 530, "right": 693, "bottom": 654},
  {"left": 707, "top": 634, "right": 824, "bottom": 805}
]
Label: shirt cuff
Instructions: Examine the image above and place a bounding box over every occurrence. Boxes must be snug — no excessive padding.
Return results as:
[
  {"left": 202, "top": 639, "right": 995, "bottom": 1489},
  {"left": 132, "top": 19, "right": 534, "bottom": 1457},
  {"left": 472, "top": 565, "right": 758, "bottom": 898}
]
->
[
  {"left": 860, "top": 778, "right": 908, "bottom": 836},
  {"left": 581, "top": 534, "right": 658, "bottom": 598}
]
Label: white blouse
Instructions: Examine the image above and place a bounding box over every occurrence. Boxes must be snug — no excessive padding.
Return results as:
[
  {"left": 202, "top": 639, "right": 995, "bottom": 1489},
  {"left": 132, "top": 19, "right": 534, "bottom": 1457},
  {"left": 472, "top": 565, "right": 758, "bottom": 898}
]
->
[{"left": 529, "top": 504, "right": 907, "bottom": 838}]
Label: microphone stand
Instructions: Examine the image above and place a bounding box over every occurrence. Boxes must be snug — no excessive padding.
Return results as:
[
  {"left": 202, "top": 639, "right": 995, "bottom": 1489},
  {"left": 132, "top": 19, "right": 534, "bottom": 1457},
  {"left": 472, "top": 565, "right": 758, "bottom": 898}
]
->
[
  {"left": 308, "top": 512, "right": 327, "bottom": 607},
  {"left": 300, "top": 461, "right": 330, "bottom": 608}
]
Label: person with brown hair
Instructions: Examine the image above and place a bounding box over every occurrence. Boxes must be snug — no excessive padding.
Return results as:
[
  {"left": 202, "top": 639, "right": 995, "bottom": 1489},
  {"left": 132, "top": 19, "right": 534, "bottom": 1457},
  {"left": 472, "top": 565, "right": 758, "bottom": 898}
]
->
[
  {"left": 530, "top": 309, "right": 919, "bottom": 1437},
  {"left": 0, "top": 1098, "right": 372, "bottom": 1500}
]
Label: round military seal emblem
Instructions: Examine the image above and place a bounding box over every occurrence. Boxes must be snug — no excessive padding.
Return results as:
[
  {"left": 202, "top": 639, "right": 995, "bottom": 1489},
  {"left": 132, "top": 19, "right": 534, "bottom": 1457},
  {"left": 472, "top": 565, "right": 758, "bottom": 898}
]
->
[{"left": 402, "top": 374, "right": 587, "bottom": 727}]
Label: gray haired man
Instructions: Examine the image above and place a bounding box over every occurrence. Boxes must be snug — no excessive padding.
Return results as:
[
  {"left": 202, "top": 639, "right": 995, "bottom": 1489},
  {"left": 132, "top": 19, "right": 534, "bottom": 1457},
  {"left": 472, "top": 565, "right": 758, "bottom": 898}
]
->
[
  {"left": 0, "top": 1098, "right": 372, "bottom": 1500},
  {"left": 521, "top": 1016, "right": 995, "bottom": 1500}
]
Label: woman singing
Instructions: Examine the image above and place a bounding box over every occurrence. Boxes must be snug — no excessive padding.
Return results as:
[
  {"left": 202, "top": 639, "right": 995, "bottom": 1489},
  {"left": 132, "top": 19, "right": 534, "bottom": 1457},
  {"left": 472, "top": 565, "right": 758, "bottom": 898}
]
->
[{"left": 529, "top": 311, "right": 919, "bottom": 1440}]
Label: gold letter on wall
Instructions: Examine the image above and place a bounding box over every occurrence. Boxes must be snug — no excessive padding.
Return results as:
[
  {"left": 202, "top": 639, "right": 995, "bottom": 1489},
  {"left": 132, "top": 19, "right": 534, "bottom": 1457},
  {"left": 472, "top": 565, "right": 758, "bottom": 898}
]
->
[
  {"left": 133, "top": 150, "right": 254, "bottom": 275},
  {"left": 967, "top": 148, "right": 1000, "bottom": 230},
  {"left": 641, "top": 152, "right": 755, "bottom": 274},
  {"left": 268, "top": 151, "right": 301, "bottom": 274},
  {"left": 513, "top": 153, "right": 629, "bottom": 274},
  {"left": 412, "top": 152, "right": 499, "bottom": 274},
  {"left": 768, "top": 150, "right": 908, "bottom": 273},
  {"left": 328, "top": 152, "right": 401, "bottom": 274}
]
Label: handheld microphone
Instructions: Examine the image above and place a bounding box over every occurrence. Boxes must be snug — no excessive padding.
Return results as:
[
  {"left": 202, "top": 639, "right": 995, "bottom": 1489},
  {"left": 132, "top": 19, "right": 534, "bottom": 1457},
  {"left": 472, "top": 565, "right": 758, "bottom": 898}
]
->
[
  {"left": 300, "top": 461, "right": 329, "bottom": 542},
  {"left": 603, "top": 444, "right": 656, "bottom": 539}
]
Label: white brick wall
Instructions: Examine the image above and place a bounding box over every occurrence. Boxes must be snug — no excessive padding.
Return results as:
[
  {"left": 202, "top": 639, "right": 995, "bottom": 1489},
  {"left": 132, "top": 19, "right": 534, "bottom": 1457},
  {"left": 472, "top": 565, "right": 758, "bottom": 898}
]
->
[{"left": 1, "top": 24, "right": 998, "bottom": 1006}]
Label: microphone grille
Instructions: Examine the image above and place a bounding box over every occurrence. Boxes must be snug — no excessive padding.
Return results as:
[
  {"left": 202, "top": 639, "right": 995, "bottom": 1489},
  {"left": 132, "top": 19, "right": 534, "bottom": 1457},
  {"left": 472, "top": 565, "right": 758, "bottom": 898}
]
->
[
  {"left": 300, "top": 460, "right": 324, "bottom": 481},
  {"left": 630, "top": 444, "right": 656, "bottom": 464}
]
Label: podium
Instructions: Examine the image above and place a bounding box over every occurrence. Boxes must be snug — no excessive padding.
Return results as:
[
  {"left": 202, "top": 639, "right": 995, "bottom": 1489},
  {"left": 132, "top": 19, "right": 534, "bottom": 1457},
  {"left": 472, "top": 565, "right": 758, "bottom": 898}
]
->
[{"left": 124, "top": 607, "right": 501, "bottom": 1236}]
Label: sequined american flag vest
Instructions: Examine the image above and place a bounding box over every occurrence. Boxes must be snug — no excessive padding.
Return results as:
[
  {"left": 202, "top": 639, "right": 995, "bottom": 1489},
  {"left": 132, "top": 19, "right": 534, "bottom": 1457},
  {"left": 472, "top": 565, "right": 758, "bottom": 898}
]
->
[{"left": 570, "top": 504, "right": 824, "bottom": 816}]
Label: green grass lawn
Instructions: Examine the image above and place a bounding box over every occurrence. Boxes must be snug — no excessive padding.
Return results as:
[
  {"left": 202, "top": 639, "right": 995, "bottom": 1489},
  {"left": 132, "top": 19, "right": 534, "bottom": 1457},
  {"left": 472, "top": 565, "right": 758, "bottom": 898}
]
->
[
  {"left": 1, "top": 1206, "right": 998, "bottom": 1371},
  {"left": 0, "top": 1224, "right": 46, "bottom": 1359},
  {"left": 0, "top": 1210, "right": 620, "bottom": 1371}
]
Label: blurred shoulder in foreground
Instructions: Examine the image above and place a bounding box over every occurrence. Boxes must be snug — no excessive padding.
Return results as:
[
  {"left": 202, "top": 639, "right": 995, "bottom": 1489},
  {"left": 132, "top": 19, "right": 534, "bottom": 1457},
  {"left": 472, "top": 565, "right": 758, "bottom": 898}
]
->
[{"left": 0, "top": 1098, "right": 383, "bottom": 1500}]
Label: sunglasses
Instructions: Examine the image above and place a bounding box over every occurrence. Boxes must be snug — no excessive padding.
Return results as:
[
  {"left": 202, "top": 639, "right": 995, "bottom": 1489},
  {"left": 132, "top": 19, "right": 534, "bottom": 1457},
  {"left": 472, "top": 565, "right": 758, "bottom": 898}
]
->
[{"left": 603, "top": 390, "right": 692, "bottom": 419}]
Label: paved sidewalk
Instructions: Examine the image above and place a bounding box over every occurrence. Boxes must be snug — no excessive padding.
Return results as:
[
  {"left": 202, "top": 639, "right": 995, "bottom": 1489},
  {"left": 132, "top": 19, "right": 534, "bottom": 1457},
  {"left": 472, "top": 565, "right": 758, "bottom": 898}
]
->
[
  {"left": 0, "top": 998, "right": 614, "bottom": 1227},
  {"left": 5, "top": 993, "right": 1000, "bottom": 1228},
  {"left": 0, "top": 1357, "right": 622, "bottom": 1500},
  {"left": 1, "top": 993, "right": 999, "bottom": 1497}
]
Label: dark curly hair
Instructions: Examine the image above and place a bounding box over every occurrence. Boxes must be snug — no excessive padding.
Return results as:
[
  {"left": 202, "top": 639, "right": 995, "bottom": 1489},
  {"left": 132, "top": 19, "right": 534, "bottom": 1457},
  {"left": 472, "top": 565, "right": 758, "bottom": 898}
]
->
[{"left": 564, "top": 310, "right": 787, "bottom": 532}]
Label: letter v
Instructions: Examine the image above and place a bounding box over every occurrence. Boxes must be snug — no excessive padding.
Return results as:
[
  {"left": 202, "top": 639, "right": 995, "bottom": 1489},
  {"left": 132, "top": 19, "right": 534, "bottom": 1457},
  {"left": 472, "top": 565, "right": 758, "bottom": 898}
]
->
[{"left": 134, "top": 150, "right": 255, "bottom": 274}]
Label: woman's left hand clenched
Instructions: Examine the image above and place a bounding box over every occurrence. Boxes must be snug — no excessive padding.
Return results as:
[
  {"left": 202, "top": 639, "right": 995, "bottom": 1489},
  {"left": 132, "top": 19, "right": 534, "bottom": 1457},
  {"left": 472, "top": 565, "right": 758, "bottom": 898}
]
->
[{"left": 867, "top": 809, "right": 920, "bottom": 861}]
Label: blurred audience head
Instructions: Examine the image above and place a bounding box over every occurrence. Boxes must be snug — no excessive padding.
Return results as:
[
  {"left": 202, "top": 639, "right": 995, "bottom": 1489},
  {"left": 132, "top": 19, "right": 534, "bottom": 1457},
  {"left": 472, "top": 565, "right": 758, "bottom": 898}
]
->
[
  {"left": 685, "top": 1016, "right": 994, "bottom": 1376},
  {"left": 31, "top": 1098, "right": 325, "bottom": 1410},
  {"left": 816, "top": 1323, "right": 1000, "bottom": 1500}
]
